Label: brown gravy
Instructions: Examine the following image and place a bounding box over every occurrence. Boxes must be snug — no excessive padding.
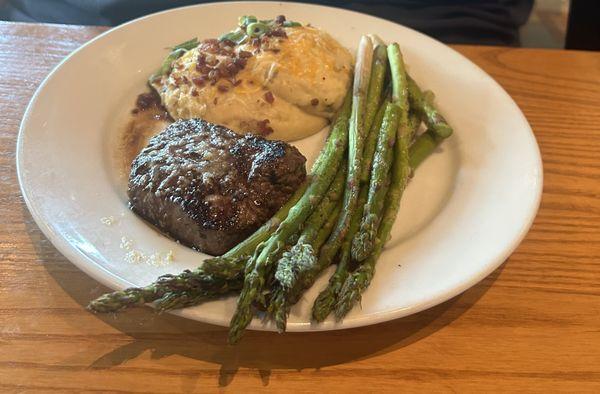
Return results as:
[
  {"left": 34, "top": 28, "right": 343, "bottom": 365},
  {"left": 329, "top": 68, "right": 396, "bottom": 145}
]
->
[{"left": 119, "top": 92, "right": 172, "bottom": 175}]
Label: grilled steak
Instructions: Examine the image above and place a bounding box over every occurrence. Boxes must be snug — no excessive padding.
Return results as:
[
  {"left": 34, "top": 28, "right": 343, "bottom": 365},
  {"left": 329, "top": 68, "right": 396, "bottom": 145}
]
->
[{"left": 128, "top": 119, "right": 306, "bottom": 255}]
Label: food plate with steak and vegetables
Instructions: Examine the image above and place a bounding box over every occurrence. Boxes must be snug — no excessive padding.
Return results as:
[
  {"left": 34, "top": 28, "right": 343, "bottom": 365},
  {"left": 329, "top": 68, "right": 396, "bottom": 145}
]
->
[{"left": 17, "top": 2, "right": 542, "bottom": 341}]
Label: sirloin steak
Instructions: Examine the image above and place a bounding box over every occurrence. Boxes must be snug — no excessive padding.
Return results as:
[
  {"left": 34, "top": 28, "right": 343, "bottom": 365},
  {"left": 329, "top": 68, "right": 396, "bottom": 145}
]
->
[{"left": 128, "top": 119, "right": 306, "bottom": 256}]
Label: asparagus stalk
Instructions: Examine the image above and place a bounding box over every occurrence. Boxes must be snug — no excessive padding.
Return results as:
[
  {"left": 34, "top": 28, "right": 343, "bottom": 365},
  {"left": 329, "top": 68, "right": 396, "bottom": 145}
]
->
[
  {"left": 351, "top": 102, "right": 400, "bottom": 262},
  {"left": 290, "top": 203, "right": 344, "bottom": 301},
  {"left": 407, "top": 75, "right": 453, "bottom": 138},
  {"left": 360, "top": 96, "right": 389, "bottom": 182},
  {"left": 322, "top": 126, "right": 449, "bottom": 320},
  {"left": 275, "top": 167, "right": 346, "bottom": 291},
  {"left": 228, "top": 91, "right": 353, "bottom": 344},
  {"left": 312, "top": 98, "right": 389, "bottom": 322},
  {"left": 311, "top": 225, "right": 352, "bottom": 322},
  {"left": 87, "top": 265, "right": 243, "bottom": 313},
  {"left": 409, "top": 129, "right": 445, "bottom": 169},
  {"left": 313, "top": 204, "right": 343, "bottom": 252},
  {"left": 363, "top": 45, "right": 388, "bottom": 135},
  {"left": 317, "top": 35, "right": 373, "bottom": 272},
  {"left": 335, "top": 43, "right": 412, "bottom": 319},
  {"left": 154, "top": 284, "right": 242, "bottom": 312},
  {"left": 270, "top": 203, "right": 342, "bottom": 332}
]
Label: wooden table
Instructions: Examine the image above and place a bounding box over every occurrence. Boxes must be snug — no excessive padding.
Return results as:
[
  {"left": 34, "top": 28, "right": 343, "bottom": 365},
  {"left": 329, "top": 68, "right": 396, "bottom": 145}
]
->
[{"left": 1, "top": 21, "right": 599, "bottom": 392}]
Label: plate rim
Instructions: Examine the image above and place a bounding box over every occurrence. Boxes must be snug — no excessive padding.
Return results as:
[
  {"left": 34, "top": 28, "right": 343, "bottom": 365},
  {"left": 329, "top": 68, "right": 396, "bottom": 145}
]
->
[{"left": 16, "top": 1, "right": 544, "bottom": 332}]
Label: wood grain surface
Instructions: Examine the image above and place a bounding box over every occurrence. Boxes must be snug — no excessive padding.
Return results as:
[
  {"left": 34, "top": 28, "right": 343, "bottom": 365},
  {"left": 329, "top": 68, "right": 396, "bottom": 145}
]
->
[{"left": 1, "top": 22, "right": 599, "bottom": 393}]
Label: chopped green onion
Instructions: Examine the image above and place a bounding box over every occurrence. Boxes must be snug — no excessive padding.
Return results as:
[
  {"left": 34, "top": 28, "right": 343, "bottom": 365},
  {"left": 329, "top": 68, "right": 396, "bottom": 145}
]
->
[
  {"left": 172, "top": 37, "right": 198, "bottom": 51},
  {"left": 219, "top": 29, "right": 248, "bottom": 44},
  {"left": 158, "top": 48, "right": 186, "bottom": 76},
  {"left": 238, "top": 15, "right": 258, "bottom": 28},
  {"left": 283, "top": 21, "right": 301, "bottom": 27},
  {"left": 246, "top": 22, "right": 269, "bottom": 37}
]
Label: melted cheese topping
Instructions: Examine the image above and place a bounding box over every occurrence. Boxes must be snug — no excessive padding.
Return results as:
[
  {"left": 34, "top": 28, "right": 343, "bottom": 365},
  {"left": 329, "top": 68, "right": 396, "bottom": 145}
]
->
[{"left": 152, "top": 26, "right": 352, "bottom": 141}]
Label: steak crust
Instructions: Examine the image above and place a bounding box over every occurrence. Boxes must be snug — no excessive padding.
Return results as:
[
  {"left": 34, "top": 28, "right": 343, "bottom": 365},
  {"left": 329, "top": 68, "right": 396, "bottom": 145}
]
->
[{"left": 128, "top": 119, "right": 306, "bottom": 255}]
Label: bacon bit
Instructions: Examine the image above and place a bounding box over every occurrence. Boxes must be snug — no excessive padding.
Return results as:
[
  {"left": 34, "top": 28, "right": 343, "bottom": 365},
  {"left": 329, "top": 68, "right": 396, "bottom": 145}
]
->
[
  {"left": 311, "top": 98, "right": 319, "bottom": 106},
  {"left": 225, "top": 62, "right": 239, "bottom": 76},
  {"left": 218, "top": 85, "right": 229, "bottom": 93},
  {"left": 218, "top": 63, "right": 231, "bottom": 78},
  {"left": 275, "top": 15, "right": 286, "bottom": 25},
  {"left": 197, "top": 63, "right": 211, "bottom": 73},
  {"left": 191, "top": 89, "right": 199, "bottom": 97},
  {"left": 213, "top": 97, "right": 219, "bottom": 105},
  {"left": 199, "top": 38, "right": 219, "bottom": 53},
  {"left": 257, "top": 119, "right": 273, "bottom": 135},
  {"left": 205, "top": 55, "right": 218, "bottom": 66},
  {"left": 233, "top": 79, "right": 243, "bottom": 86},
  {"left": 191, "top": 39, "right": 261, "bottom": 87},
  {"left": 269, "top": 28, "right": 287, "bottom": 38},
  {"left": 264, "top": 91, "right": 274, "bottom": 104},
  {"left": 192, "top": 77, "right": 205, "bottom": 87},
  {"left": 233, "top": 57, "right": 247, "bottom": 68},
  {"left": 131, "top": 108, "right": 139, "bottom": 114}
]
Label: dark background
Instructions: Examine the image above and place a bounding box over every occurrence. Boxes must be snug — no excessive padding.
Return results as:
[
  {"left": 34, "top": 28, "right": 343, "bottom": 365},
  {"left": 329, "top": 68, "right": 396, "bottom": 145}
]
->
[
  {"left": 0, "top": 0, "right": 597, "bottom": 49},
  {"left": 0, "top": 0, "right": 535, "bottom": 46}
]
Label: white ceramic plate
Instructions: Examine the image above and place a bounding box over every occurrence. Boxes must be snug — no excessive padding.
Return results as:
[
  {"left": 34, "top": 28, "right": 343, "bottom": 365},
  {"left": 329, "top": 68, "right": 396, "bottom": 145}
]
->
[{"left": 17, "top": 1, "right": 542, "bottom": 331}]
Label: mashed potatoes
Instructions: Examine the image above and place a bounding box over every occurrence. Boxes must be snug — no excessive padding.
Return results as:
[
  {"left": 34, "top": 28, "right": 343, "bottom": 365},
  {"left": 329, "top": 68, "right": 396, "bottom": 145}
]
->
[{"left": 150, "top": 21, "right": 352, "bottom": 141}]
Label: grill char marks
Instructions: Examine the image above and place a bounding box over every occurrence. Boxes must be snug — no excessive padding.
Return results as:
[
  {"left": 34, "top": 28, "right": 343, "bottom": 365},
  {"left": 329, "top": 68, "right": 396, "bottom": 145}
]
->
[{"left": 128, "top": 119, "right": 306, "bottom": 256}]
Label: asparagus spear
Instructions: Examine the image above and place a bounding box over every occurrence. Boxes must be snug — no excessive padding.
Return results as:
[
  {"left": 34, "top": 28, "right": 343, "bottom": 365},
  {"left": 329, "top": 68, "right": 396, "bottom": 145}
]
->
[
  {"left": 335, "top": 43, "right": 412, "bottom": 319},
  {"left": 272, "top": 167, "right": 345, "bottom": 329},
  {"left": 409, "top": 129, "right": 445, "bottom": 169},
  {"left": 87, "top": 265, "right": 243, "bottom": 313},
  {"left": 228, "top": 91, "right": 353, "bottom": 344},
  {"left": 290, "top": 203, "right": 344, "bottom": 299},
  {"left": 87, "top": 178, "right": 309, "bottom": 313},
  {"left": 154, "top": 284, "right": 242, "bottom": 312},
  {"left": 351, "top": 102, "right": 400, "bottom": 262},
  {"left": 312, "top": 223, "right": 352, "bottom": 322},
  {"left": 275, "top": 167, "right": 346, "bottom": 291},
  {"left": 363, "top": 45, "right": 388, "bottom": 136},
  {"left": 322, "top": 126, "right": 449, "bottom": 320},
  {"left": 313, "top": 204, "right": 343, "bottom": 252},
  {"left": 312, "top": 99, "right": 389, "bottom": 322},
  {"left": 269, "top": 203, "right": 342, "bottom": 332},
  {"left": 316, "top": 35, "right": 373, "bottom": 272},
  {"left": 407, "top": 75, "right": 452, "bottom": 138}
]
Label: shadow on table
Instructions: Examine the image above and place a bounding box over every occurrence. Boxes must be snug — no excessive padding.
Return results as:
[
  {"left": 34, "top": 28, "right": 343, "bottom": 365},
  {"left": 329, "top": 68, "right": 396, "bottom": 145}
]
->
[{"left": 25, "top": 205, "right": 502, "bottom": 388}]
